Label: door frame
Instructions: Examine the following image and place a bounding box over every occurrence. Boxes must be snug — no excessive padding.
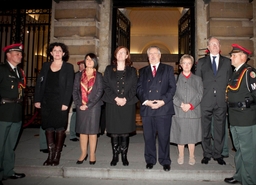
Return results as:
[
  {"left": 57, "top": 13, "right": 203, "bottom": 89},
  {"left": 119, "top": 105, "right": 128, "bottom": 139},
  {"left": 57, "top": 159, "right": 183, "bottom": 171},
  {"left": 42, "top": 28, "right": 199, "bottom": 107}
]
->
[{"left": 112, "top": 0, "right": 195, "bottom": 57}]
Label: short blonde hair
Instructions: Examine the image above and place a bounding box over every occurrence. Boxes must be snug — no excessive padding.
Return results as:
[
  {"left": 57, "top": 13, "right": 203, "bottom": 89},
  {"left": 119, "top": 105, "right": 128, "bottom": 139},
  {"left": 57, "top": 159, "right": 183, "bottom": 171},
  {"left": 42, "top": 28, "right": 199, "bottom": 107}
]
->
[{"left": 179, "top": 54, "right": 194, "bottom": 65}]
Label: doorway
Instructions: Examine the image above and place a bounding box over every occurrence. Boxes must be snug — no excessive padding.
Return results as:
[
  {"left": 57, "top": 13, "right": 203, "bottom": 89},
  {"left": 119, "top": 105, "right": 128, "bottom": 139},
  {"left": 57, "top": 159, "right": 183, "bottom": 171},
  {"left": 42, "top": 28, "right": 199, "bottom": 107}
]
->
[
  {"left": 112, "top": 0, "right": 195, "bottom": 71},
  {"left": 111, "top": 0, "right": 195, "bottom": 127}
]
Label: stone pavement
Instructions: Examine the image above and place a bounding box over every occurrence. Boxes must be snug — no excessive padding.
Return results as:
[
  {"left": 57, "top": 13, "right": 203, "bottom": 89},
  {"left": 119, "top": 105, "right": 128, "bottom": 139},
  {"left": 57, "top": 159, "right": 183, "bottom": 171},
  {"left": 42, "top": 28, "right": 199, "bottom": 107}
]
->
[{"left": 3, "top": 128, "right": 235, "bottom": 184}]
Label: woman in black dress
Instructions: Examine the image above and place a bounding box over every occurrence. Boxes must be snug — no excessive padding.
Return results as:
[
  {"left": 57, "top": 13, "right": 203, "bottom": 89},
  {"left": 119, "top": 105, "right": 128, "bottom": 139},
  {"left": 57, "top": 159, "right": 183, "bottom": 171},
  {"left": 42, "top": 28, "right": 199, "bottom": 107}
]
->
[
  {"left": 102, "top": 46, "right": 138, "bottom": 166},
  {"left": 73, "top": 53, "right": 103, "bottom": 165},
  {"left": 34, "top": 42, "right": 74, "bottom": 166}
]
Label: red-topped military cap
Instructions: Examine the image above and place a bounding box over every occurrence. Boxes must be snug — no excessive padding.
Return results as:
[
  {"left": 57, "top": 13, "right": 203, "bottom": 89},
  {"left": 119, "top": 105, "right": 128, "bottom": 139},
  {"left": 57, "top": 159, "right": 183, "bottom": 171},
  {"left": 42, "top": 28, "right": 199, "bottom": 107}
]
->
[
  {"left": 229, "top": 43, "right": 252, "bottom": 56},
  {"left": 3, "top": 43, "right": 23, "bottom": 53},
  {"left": 77, "top": 60, "right": 85, "bottom": 65}
]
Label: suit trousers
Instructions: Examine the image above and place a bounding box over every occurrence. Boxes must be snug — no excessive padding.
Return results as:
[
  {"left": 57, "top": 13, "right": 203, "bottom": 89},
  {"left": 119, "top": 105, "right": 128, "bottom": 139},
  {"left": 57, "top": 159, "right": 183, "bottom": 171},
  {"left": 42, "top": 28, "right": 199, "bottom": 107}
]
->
[
  {"left": 231, "top": 125, "right": 256, "bottom": 185},
  {"left": 211, "top": 117, "right": 229, "bottom": 157},
  {"left": 201, "top": 104, "right": 226, "bottom": 159},
  {"left": 142, "top": 115, "right": 172, "bottom": 166},
  {"left": 69, "top": 112, "right": 77, "bottom": 139},
  {"left": 0, "top": 121, "right": 22, "bottom": 180},
  {"left": 40, "top": 126, "right": 47, "bottom": 150}
]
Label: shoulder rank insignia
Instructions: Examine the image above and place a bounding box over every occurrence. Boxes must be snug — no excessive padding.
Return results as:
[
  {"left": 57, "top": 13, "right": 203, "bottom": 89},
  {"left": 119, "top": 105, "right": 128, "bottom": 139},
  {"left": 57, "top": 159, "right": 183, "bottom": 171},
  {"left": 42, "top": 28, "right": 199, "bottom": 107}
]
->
[{"left": 246, "top": 67, "right": 256, "bottom": 92}]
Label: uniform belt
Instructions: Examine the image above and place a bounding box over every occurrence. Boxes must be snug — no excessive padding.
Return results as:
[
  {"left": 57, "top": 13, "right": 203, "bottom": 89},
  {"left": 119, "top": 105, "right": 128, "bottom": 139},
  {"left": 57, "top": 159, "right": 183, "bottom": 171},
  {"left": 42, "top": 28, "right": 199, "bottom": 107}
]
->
[
  {"left": 0, "top": 98, "right": 23, "bottom": 104},
  {"left": 228, "top": 101, "right": 255, "bottom": 108}
]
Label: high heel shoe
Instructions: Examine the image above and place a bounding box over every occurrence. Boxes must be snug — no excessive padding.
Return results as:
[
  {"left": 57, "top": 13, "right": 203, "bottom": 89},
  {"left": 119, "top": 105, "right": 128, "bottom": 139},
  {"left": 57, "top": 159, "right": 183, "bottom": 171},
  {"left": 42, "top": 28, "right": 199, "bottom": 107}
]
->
[
  {"left": 177, "top": 155, "right": 184, "bottom": 165},
  {"left": 189, "top": 157, "right": 196, "bottom": 165},
  {"left": 89, "top": 161, "right": 96, "bottom": 165},
  {"left": 76, "top": 154, "right": 88, "bottom": 164}
]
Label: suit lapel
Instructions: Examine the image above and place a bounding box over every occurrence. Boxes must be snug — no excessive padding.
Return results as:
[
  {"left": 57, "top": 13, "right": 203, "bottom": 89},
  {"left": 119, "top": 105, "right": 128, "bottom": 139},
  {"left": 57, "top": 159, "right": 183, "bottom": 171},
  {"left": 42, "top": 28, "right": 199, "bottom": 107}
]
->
[
  {"left": 206, "top": 55, "right": 215, "bottom": 75},
  {"left": 218, "top": 55, "right": 226, "bottom": 72}
]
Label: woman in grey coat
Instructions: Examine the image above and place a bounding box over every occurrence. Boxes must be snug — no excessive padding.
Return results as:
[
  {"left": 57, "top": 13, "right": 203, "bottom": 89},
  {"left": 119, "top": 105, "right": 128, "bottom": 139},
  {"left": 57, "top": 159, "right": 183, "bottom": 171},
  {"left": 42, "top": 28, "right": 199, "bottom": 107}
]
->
[
  {"left": 72, "top": 53, "right": 103, "bottom": 165},
  {"left": 170, "top": 54, "right": 203, "bottom": 165}
]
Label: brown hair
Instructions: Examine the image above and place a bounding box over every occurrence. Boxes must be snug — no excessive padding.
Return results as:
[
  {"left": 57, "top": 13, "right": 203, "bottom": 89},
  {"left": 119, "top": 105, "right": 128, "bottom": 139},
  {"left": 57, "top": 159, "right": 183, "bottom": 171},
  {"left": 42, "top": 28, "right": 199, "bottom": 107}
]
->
[{"left": 112, "top": 46, "right": 132, "bottom": 66}]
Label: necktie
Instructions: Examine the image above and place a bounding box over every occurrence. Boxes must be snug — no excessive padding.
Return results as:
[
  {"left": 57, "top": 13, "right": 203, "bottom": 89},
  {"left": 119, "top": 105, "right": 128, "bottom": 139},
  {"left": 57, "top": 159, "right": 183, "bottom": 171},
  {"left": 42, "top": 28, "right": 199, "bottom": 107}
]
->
[
  {"left": 14, "top": 68, "right": 19, "bottom": 78},
  {"left": 152, "top": 66, "right": 156, "bottom": 77},
  {"left": 212, "top": 56, "right": 217, "bottom": 76}
]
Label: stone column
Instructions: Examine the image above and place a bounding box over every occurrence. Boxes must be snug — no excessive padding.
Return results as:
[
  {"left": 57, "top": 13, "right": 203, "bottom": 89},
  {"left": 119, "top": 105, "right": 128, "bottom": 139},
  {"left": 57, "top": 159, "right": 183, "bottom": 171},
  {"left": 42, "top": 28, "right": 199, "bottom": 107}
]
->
[
  {"left": 98, "top": 0, "right": 112, "bottom": 73},
  {"left": 195, "top": 0, "right": 208, "bottom": 61},
  {"left": 252, "top": 0, "right": 256, "bottom": 66}
]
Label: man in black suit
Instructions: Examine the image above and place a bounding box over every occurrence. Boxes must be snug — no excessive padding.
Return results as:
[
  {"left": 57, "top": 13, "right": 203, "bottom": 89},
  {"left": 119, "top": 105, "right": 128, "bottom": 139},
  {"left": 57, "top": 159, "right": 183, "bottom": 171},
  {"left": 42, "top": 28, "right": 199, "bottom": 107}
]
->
[
  {"left": 137, "top": 46, "right": 176, "bottom": 171},
  {"left": 0, "top": 43, "right": 26, "bottom": 184},
  {"left": 69, "top": 60, "right": 85, "bottom": 142},
  {"left": 195, "top": 37, "right": 232, "bottom": 165}
]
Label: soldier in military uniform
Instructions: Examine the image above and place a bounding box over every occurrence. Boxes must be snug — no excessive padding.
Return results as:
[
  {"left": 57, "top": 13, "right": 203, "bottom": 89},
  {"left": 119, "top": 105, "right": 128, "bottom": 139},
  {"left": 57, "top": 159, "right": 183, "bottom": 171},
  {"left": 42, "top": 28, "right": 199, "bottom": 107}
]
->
[
  {"left": 0, "top": 43, "right": 26, "bottom": 184},
  {"left": 224, "top": 44, "right": 256, "bottom": 185}
]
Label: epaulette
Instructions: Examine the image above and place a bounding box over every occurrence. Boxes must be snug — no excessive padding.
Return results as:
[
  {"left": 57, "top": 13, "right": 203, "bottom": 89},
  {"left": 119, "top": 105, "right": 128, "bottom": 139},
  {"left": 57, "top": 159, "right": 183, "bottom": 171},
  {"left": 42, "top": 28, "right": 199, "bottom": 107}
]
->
[{"left": 246, "top": 67, "right": 256, "bottom": 92}]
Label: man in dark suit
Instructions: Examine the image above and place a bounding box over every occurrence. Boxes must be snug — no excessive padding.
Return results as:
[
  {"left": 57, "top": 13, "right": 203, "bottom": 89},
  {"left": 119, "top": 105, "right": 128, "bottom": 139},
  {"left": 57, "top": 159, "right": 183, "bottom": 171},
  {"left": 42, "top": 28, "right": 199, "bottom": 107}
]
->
[
  {"left": 224, "top": 44, "right": 256, "bottom": 185},
  {"left": 69, "top": 60, "right": 85, "bottom": 142},
  {"left": 195, "top": 37, "right": 232, "bottom": 165},
  {"left": 0, "top": 43, "right": 26, "bottom": 184},
  {"left": 137, "top": 46, "right": 176, "bottom": 171}
]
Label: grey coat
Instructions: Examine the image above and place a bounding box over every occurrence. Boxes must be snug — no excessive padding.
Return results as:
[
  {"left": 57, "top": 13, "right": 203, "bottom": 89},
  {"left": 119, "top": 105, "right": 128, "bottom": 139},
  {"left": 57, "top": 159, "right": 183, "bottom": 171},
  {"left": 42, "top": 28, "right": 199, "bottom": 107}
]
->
[
  {"left": 173, "top": 73, "right": 203, "bottom": 118},
  {"left": 170, "top": 73, "right": 203, "bottom": 144}
]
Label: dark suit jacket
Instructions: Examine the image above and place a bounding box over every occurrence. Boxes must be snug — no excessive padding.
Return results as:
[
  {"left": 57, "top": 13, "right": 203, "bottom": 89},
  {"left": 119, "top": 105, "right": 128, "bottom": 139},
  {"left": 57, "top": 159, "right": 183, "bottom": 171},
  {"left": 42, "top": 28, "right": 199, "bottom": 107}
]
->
[
  {"left": 195, "top": 55, "right": 232, "bottom": 108},
  {"left": 0, "top": 61, "right": 25, "bottom": 122},
  {"left": 34, "top": 61, "right": 74, "bottom": 107},
  {"left": 102, "top": 65, "right": 138, "bottom": 105},
  {"left": 137, "top": 63, "right": 176, "bottom": 117}
]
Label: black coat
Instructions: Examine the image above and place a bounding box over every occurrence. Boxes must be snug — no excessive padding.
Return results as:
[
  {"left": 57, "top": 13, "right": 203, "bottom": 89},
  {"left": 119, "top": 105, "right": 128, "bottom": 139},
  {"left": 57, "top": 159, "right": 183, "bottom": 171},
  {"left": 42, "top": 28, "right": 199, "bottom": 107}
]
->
[
  {"left": 34, "top": 61, "right": 74, "bottom": 129},
  {"left": 102, "top": 65, "right": 138, "bottom": 105},
  {"left": 34, "top": 61, "right": 74, "bottom": 107}
]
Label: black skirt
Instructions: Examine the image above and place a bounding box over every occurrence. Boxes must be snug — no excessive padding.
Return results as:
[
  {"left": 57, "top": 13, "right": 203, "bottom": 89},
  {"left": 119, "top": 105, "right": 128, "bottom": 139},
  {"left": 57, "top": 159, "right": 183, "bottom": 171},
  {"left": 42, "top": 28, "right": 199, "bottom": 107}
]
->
[
  {"left": 105, "top": 103, "right": 136, "bottom": 134},
  {"left": 41, "top": 69, "right": 68, "bottom": 130}
]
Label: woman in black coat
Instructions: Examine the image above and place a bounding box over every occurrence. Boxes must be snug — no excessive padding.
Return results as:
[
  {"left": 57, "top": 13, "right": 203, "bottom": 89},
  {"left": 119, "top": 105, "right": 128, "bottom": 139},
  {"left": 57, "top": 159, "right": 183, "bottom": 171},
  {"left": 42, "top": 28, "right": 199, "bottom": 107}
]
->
[
  {"left": 72, "top": 53, "right": 103, "bottom": 165},
  {"left": 102, "top": 46, "right": 138, "bottom": 166},
  {"left": 34, "top": 42, "right": 74, "bottom": 166}
]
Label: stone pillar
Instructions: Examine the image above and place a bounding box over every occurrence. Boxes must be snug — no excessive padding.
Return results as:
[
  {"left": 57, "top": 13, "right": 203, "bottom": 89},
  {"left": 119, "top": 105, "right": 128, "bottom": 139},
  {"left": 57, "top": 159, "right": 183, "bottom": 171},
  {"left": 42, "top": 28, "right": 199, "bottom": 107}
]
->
[
  {"left": 252, "top": 0, "right": 256, "bottom": 66},
  {"left": 98, "top": 0, "right": 112, "bottom": 73},
  {"left": 195, "top": 0, "right": 208, "bottom": 61}
]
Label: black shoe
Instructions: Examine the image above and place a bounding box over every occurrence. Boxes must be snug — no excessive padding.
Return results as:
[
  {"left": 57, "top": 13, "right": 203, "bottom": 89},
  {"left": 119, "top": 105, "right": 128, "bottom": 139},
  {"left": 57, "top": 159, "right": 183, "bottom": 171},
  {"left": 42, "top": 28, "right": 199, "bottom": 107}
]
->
[
  {"left": 89, "top": 161, "right": 96, "bottom": 165},
  {"left": 146, "top": 163, "right": 153, "bottom": 169},
  {"left": 40, "top": 149, "right": 49, "bottom": 153},
  {"left": 0, "top": 180, "right": 3, "bottom": 185},
  {"left": 222, "top": 155, "right": 229, "bottom": 158},
  {"left": 76, "top": 154, "right": 88, "bottom": 164},
  {"left": 163, "top": 165, "right": 170, "bottom": 171},
  {"left": 70, "top": 138, "right": 79, "bottom": 142},
  {"left": 201, "top": 157, "right": 210, "bottom": 164},
  {"left": 224, "top": 177, "right": 239, "bottom": 184},
  {"left": 214, "top": 157, "right": 226, "bottom": 165},
  {"left": 9, "top": 173, "right": 26, "bottom": 179}
]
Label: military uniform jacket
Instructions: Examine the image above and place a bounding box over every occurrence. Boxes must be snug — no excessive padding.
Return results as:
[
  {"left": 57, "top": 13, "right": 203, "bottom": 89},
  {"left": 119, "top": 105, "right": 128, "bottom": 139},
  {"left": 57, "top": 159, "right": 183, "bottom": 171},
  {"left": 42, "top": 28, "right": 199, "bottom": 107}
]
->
[
  {"left": 227, "top": 63, "right": 256, "bottom": 126},
  {"left": 0, "top": 61, "right": 25, "bottom": 122}
]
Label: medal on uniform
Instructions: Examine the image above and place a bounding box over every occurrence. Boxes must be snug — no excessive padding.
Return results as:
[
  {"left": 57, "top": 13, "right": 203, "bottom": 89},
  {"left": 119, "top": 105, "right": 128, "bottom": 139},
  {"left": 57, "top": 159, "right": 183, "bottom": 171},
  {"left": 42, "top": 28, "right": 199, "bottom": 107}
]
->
[
  {"left": 18, "top": 69, "right": 26, "bottom": 99},
  {"left": 226, "top": 68, "right": 247, "bottom": 102}
]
